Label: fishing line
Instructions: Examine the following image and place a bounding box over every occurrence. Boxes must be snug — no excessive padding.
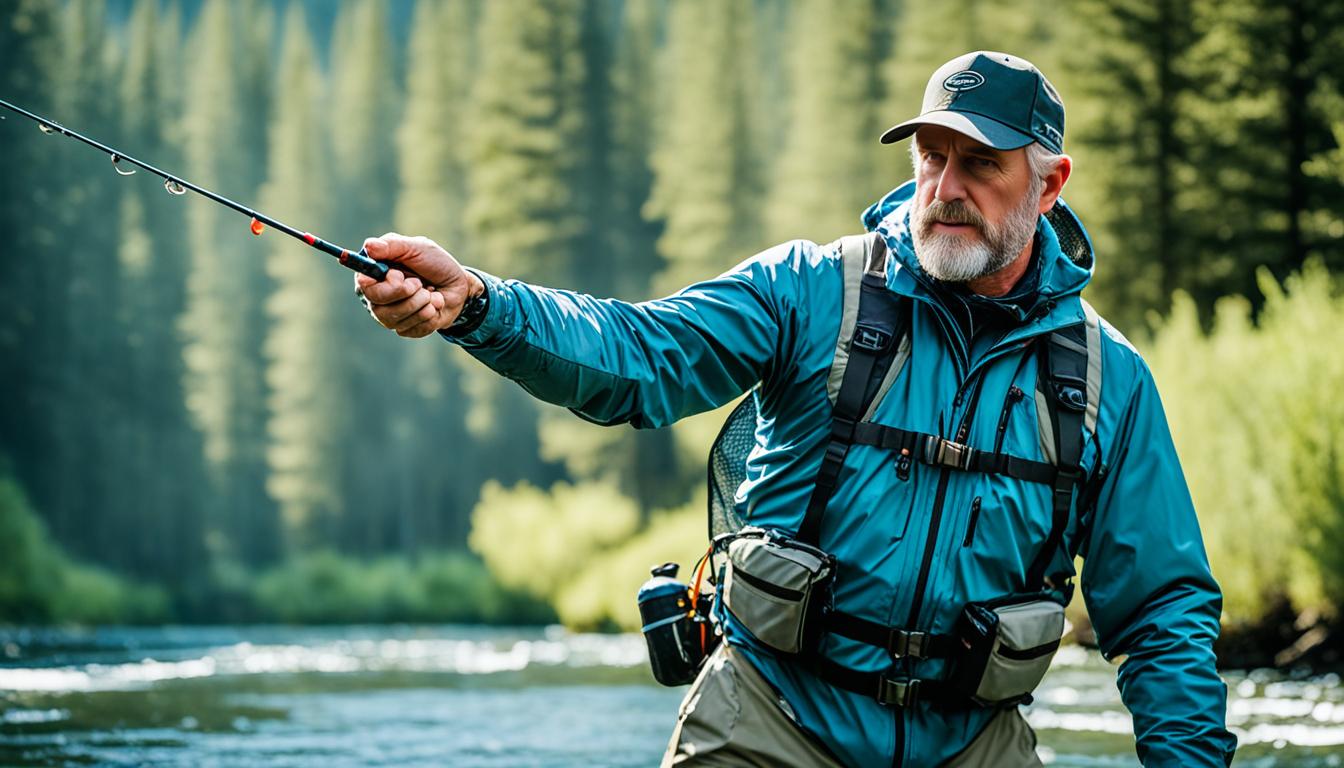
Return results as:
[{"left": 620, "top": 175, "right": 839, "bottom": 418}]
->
[{"left": 0, "top": 98, "right": 392, "bottom": 280}]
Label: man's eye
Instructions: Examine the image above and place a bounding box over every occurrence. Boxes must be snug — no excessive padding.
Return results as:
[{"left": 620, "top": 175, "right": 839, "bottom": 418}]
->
[{"left": 968, "top": 157, "right": 997, "bottom": 170}]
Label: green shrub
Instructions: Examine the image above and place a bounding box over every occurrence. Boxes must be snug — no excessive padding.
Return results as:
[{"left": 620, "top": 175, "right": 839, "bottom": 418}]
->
[
  {"left": 0, "top": 476, "right": 168, "bottom": 625},
  {"left": 250, "top": 550, "right": 553, "bottom": 625},
  {"left": 1146, "top": 261, "right": 1344, "bottom": 625}
]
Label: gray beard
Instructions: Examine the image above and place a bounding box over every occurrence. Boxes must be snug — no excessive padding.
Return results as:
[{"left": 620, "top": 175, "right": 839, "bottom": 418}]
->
[{"left": 910, "top": 183, "right": 1042, "bottom": 283}]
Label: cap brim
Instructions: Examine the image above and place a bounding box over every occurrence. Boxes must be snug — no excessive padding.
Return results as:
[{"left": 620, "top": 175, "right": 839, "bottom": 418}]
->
[{"left": 879, "top": 110, "right": 1034, "bottom": 149}]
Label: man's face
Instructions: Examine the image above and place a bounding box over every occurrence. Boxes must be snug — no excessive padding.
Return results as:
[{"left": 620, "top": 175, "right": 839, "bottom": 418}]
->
[{"left": 909, "top": 125, "right": 1043, "bottom": 283}]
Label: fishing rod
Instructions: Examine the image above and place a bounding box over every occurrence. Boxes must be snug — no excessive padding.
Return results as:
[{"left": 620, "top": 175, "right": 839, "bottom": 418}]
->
[{"left": 0, "top": 98, "right": 392, "bottom": 280}]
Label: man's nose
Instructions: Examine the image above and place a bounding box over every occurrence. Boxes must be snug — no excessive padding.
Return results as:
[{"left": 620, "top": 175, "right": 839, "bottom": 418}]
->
[{"left": 933, "top": 159, "right": 967, "bottom": 203}]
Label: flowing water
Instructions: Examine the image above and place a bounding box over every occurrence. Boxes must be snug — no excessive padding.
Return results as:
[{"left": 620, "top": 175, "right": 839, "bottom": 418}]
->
[{"left": 0, "top": 625, "right": 1340, "bottom": 767}]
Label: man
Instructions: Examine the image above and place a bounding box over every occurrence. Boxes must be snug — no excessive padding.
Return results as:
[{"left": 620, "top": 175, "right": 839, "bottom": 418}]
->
[{"left": 356, "top": 52, "right": 1236, "bottom": 767}]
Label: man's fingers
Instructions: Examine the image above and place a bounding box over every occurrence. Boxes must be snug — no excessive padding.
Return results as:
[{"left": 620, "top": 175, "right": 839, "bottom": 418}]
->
[
  {"left": 393, "top": 300, "right": 442, "bottom": 332},
  {"left": 361, "top": 270, "right": 422, "bottom": 306},
  {"left": 372, "top": 288, "right": 433, "bottom": 328},
  {"left": 362, "top": 233, "right": 424, "bottom": 265},
  {"left": 396, "top": 319, "right": 438, "bottom": 339}
]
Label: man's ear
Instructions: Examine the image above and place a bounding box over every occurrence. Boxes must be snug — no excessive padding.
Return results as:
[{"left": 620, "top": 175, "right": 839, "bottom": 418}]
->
[{"left": 1038, "top": 155, "right": 1072, "bottom": 213}]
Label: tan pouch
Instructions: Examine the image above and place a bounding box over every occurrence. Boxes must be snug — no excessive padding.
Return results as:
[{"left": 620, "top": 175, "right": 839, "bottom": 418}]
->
[{"left": 719, "top": 528, "right": 834, "bottom": 655}]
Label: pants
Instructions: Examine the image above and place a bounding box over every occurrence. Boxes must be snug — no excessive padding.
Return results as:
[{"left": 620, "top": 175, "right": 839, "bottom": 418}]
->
[{"left": 661, "top": 644, "right": 1042, "bottom": 768}]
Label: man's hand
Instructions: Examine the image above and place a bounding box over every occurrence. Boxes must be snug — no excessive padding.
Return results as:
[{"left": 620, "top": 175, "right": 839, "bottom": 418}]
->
[{"left": 354, "top": 234, "right": 485, "bottom": 338}]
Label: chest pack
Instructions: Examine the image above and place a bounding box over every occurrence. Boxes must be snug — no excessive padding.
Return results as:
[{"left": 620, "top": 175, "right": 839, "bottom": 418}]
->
[{"left": 707, "top": 226, "right": 1105, "bottom": 709}]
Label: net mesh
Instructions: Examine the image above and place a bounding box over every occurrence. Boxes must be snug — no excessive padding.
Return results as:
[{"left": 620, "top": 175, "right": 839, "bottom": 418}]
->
[
  {"left": 708, "top": 394, "right": 758, "bottom": 539},
  {"left": 1046, "top": 206, "right": 1091, "bottom": 267}
]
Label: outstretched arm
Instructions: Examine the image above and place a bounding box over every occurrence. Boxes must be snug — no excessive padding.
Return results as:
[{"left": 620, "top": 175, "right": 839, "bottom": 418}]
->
[{"left": 355, "top": 233, "right": 818, "bottom": 429}]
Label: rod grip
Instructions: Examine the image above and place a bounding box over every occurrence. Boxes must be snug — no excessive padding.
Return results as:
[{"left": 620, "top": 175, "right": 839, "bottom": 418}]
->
[{"left": 346, "top": 249, "right": 390, "bottom": 280}]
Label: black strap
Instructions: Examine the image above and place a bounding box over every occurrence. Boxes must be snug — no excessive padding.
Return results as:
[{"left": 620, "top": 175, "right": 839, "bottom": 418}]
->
[
  {"left": 848, "top": 423, "right": 1063, "bottom": 485},
  {"left": 1026, "top": 325, "right": 1089, "bottom": 591},
  {"left": 797, "top": 240, "right": 906, "bottom": 547},
  {"left": 825, "top": 611, "right": 958, "bottom": 659},
  {"left": 813, "top": 658, "right": 955, "bottom": 707}
]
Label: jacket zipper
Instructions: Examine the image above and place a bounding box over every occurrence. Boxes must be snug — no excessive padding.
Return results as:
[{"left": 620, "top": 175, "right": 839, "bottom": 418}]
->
[
  {"left": 993, "top": 385, "right": 1026, "bottom": 455},
  {"left": 904, "top": 372, "right": 985, "bottom": 633},
  {"left": 962, "top": 496, "right": 982, "bottom": 547}
]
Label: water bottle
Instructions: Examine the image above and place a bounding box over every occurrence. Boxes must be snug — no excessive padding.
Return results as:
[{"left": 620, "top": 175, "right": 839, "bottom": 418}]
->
[{"left": 637, "top": 562, "right": 715, "bottom": 686}]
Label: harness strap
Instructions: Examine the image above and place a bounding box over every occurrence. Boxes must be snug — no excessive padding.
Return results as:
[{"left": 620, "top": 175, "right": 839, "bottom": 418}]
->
[
  {"left": 825, "top": 611, "right": 959, "bottom": 659},
  {"left": 1026, "top": 324, "right": 1090, "bottom": 591},
  {"left": 813, "top": 658, "right": 956, "bottom": 708},
  {"left": 797, "top": 235, "right": 904, "bottom": 547},
  {"left": 849, "top": 423, "right": 1064, "bottom": 486}
]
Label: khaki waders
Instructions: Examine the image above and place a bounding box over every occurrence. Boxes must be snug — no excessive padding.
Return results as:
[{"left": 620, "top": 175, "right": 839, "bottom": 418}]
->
[{"left": 661, "top": 644, "right": 1043, "bottom": 768}]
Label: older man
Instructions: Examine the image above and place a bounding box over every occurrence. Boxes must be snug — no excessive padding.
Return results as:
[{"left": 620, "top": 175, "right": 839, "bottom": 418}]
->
[{"left": 357, "top": 52, "right": 1235, "bottom": 767}]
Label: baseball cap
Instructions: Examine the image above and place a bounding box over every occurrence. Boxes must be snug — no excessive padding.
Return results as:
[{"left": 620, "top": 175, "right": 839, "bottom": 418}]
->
[{"left": 880, "top": 51, "right": 1065, "bottom": 153}]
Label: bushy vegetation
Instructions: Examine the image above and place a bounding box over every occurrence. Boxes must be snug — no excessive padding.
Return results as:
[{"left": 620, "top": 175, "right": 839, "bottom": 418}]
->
[
  {"left": 0, "top": 478, "right": 169, "bottom": 625},
  {"left": 251, "top": 550, "right": 553, "bottom": 625},
  {"left": 1148, "top": 262, "right": 1344, "bottom": 628}
]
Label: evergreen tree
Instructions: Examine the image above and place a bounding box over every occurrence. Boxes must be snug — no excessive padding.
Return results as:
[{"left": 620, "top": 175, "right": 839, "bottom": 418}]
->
[
  {"left": 261, "top": 3, "right": 346, "bottom": 552},
  {"left": 393, "top": 0, "right": 484, "bottom": 549},
  {"left": 329, "top": 0, "right": 416, "bottom": 555},
  {"left": 396, "top": 0, "right": 475, "bottom": 249},
  {"left": 111, "top": 0, "right": 208, "bottom": 585},
  {"left": 1064, "top": 0, "right": 1201, "bottom": 323},
  {"left": 178, "top": 0, "right": 277, "bottom": 566},
  {"left": 645, "top": 0, "right": 762, "bottom": 292},
  {"left": 766, "top": 0, "right": 887, "bottom": 245},
  {"left": 465, "top": 0, "right": 591, "bottom": 285},
  {"left": 0, "top": 0, "right": 64, "bottom": 552},
  {"left": 1177, "top": 0, "right": 1344, "bottom": 311},
  {"left": 45, "top": 0, "right": 123, "bottom": 563},
  {"left": 605, "top": 0, "right": 664, "bottom": 299}
]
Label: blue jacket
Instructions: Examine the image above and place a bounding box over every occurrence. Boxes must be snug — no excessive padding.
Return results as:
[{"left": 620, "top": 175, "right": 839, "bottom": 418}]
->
[{"left": 444, "top": 181, "right": 1237, "bottom": 767}]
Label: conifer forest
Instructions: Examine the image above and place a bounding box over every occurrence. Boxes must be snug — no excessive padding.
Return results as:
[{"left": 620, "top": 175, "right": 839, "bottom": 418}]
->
[{"left": 2, "top": 0, "right": 1344, "bottom": 655}]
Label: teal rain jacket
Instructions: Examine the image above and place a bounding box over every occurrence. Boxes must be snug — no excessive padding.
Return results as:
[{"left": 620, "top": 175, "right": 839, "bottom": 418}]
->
[{"left": 443, "top": 181, "right": 1237, "bottom": 767}]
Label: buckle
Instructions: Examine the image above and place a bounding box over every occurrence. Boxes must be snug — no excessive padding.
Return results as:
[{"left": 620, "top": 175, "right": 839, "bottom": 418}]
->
[
  {"left": 1050, "top": 374, "right": 1088, "bottom": 413},
  {"left": 852, "top": 324, "right": 891, "bottom": 353},
  {"left": 921, "top": 436, "right": 972, "bottom": 470},
  {"left": 890, "top": 630, "right": 928, "bottom": 659},
  {"left": 877, "top": 676, "right": 920, "bottom": 707}
]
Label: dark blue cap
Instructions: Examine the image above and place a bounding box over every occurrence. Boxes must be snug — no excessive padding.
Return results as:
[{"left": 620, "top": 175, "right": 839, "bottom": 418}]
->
[{"left": 880, "top": 51, "right": 1065, "bottom": 154}]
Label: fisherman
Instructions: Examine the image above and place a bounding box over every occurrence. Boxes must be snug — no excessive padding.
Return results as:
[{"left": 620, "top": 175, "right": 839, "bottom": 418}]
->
[{"left": 355, "top": 52, "right": 1236, "bottom": 767}]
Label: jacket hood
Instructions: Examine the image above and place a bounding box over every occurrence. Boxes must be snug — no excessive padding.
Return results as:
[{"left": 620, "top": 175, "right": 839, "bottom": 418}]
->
[{"left": 860, "top": 180, "right": 1095, "bottom": 315}]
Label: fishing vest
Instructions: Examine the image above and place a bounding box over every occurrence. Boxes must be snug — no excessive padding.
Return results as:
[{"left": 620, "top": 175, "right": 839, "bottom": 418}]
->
[{"left": 707, "top": 227, "right": 1105, "bottom": 707}]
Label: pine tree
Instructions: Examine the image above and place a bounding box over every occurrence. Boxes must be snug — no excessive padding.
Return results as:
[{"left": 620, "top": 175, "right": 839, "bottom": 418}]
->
[
  {"left": 605, "top": 0, "right": 664, "bottom": 299},
  {"left": 393, "top": 0, "right": 485, "bottom": 549},
  {"left": 1062, "top": 0, "right": 1201, "bottom": 323},
  {"left": 766, "top": 0, "right": 887, "bottom": 245},
  {"left": 260, "top": 3, "right": 347, "bottom": 552},
  {"left": 465, "top": 0, "right": 591, "bottom": 285},
  {"left": 1177, "top": 0, "right": 1344, "bottom": 311},
  {"left": 178, "top": 0, "right": 277, "bottom": 566},
  {"left": 0, "top": 0, "right": 64, "bottom": 550},
  {"left": 645, "top": 0, "right": 762, "bottom": 293},
  {"left": 328, "top": 0, "right": 415, "bottom": 555},
  {"left": 396, "top": 0, "right": 475, "bottom": 249},
  {"left": 110, "top": 0, "right": 208, "bottom": 584}
]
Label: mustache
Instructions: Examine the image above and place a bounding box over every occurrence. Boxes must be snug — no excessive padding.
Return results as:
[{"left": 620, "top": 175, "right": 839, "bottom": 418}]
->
[{"left": 917, "top": 199, "right": 987, "bottom": 235}]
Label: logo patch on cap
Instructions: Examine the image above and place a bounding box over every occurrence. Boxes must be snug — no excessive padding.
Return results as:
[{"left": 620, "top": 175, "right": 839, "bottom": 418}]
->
[{"left": 942, "top": 70, "right": 985, "bottom": 93}]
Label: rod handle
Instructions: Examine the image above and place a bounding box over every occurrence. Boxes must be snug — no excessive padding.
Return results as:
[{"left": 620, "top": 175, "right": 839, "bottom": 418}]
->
[{"left": 344, "top": 249, "right": 390, "bottom": 280}]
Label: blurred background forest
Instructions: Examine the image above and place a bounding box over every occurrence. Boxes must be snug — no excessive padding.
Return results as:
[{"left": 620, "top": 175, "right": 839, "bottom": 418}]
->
[{"left": 1, "top": 0, "right": 1343, "bottom": 658}]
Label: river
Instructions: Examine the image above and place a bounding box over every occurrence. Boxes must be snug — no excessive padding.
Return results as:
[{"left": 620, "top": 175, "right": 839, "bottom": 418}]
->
[{"left": 0, "top": 625, "right": 1340, "bottom": 766}]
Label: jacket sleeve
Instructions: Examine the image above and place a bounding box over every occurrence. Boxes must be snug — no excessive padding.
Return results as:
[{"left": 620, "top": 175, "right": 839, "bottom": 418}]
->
[
  {"left": 1079, "top": 360, "right": 1238, "bottom": 767},
  {"left": 438, "top": 242, "right": 816, "bottom": 429}
]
